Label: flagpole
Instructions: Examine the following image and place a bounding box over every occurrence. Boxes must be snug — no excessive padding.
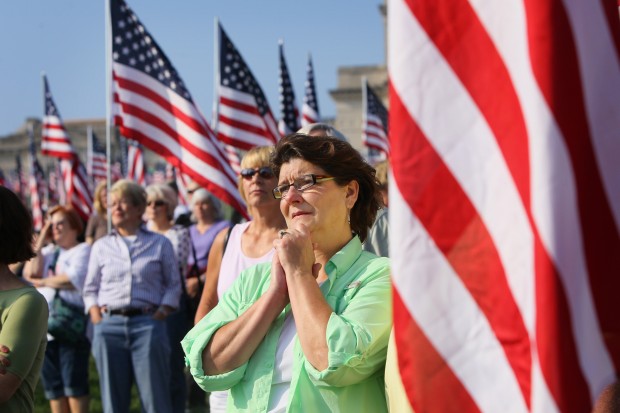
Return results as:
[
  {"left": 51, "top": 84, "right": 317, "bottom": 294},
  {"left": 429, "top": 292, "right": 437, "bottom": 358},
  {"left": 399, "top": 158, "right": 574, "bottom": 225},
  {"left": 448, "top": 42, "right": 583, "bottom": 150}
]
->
[
  {"left": 104, "top": 0, "right": 112, "bottom": 234},
  {"left": 87, "top": 125, "right": 93, "bottom": 190},
  {"left": 212, "top": 17, "right": 220, "bottom": 132},
  {"left": 361, "top": 76, "right": 370, "bottom": 162}
]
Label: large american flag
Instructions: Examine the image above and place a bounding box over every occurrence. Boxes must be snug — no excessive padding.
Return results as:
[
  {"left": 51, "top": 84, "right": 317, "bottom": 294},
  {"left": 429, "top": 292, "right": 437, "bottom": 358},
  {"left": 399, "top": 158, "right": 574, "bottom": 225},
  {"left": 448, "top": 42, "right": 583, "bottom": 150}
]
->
[
  {"left": 277, "top": 40, "right": 300, "bottom": 136},
  {"left": 362, "top": 79, "right": 389, "bottom": 156},
  {"left": 388, "top": 0, "right": 620, "bottom": 412},
  {"left": 27, "top": 124, "right": 45, "bottom": 231},
  {"left": 41, "top": 76, "right": 92, "bottom": 220},
  {"left": 216, "top": 22, "right": 280, "bottom": 150},
  {"left": 109, "top": 0, "right": 246, "bottom": 216},
  {"left": 126, "top": 139, "right": 145, "bottom": 185},
  {"left": 301, "top": 54, "right": 320, "bottom": 127},
  {"left": 87, "top": 128, "right": 108, "bottom": 183}
]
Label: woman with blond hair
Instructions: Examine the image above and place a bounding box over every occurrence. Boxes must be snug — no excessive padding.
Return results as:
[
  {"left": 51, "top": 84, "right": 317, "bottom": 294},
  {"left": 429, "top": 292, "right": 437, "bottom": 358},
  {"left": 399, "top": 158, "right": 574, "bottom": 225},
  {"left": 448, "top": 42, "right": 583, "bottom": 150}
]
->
[
  {"left": 85, "top": 181, "right": 109, "bottom": 245},
  {"left": 193, "top": 145, "right": 286, "bottom": 412}
]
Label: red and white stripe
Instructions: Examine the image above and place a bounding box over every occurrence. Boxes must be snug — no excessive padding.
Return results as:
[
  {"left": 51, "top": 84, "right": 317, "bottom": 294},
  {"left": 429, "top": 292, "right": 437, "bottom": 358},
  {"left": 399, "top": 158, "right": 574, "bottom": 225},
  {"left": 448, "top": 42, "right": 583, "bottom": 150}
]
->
[
  {"left": 28, "top": 170, "right": 43, "bottom": 232},
  {"left": 126, "top": 140, "right": 145, "bottom": 186},
  {"left": 175, "top": 168, "right": 190, "bottom": 206},
  {"left": 388, "top": 0, "right": 620, "bottom": 412},
  {"left": 217, "top": 85, "right": 280, "bottom": 150},
  {"left": 88, "top": 130, "right": 107, "bottom": 182},
  {"left": 362, "top": 80, "right": 390, "bottom": 156},
  {"left": 59, "top": 159, "right": 93, "bottom": 221},
  {"left": 41, "top": 77, "right": 92, "bottom": 220},
  {"left": 112, "top": 66, "right": 247, "bottom": 217},
  {"left": 41, "top": 116, "right": 76, "bottom": 160}
]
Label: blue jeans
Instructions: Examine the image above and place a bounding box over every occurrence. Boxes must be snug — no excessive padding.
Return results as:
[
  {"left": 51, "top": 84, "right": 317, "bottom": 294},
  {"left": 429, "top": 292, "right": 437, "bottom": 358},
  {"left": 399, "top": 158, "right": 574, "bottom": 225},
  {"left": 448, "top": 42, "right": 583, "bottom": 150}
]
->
[
  {"left": 41, "top": 338, "right": 90, "bottom": 399},
  {"left": 92, "top": 314, "right": 171, "bottom": 413}
]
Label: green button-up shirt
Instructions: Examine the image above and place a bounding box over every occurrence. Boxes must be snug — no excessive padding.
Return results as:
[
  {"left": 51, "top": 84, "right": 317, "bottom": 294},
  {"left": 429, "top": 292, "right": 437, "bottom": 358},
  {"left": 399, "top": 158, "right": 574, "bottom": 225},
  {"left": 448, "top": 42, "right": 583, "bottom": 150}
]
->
[{"left": 182, "top": 236, "right": 392, "bottom": 413}]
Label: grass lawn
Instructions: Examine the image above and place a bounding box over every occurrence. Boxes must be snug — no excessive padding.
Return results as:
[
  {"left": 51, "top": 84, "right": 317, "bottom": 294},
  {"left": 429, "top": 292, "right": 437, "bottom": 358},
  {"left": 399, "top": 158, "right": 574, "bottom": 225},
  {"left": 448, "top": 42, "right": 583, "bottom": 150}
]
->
[{"left": 34, "top": 355, "right": 143, "bottom": 412}]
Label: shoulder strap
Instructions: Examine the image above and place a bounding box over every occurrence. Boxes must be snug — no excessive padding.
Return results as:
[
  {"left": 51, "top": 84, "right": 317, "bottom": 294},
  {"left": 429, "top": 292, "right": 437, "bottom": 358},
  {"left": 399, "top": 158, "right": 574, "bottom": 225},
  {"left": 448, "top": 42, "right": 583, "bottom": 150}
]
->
[
  {"left": 222, "top": 225, "right": 234, "bottom": 256},
  {"left": 48, "top": 247, "right": 61, "bottom": 275}
]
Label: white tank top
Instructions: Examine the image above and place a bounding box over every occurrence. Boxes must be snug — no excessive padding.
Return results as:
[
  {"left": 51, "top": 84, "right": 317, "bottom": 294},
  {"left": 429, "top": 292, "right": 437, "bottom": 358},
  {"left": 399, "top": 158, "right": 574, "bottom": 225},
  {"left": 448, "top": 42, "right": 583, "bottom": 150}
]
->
[{"left": 216, "top": 222, "right": 275, "bottom": 299}]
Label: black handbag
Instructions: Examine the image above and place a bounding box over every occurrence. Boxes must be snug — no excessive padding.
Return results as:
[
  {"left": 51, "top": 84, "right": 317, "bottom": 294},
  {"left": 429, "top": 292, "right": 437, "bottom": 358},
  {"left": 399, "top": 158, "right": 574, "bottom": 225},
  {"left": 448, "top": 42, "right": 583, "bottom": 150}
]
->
[{"left": 48, "top": 290, "right": 88, "bottom": 344}]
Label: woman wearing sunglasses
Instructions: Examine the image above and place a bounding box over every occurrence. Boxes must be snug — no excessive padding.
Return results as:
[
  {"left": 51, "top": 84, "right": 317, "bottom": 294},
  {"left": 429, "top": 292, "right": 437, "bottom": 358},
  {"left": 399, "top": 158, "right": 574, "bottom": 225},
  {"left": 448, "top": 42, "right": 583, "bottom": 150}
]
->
[
  {"left": 193, "top": 145, "right": 286, "bottom": 412},
  {"left": 184, "top": 134, "right": 391, "bottom": 413}
]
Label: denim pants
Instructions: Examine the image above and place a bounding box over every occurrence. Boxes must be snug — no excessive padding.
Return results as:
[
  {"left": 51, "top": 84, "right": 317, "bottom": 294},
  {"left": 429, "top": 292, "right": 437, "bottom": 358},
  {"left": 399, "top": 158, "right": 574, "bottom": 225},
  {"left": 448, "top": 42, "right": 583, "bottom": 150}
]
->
[
  {"left": 92, "top": 314, "right": 171, "bottom": 413},
  {"left": 165, "top": 305, "right": 189, "bottom": 413}
]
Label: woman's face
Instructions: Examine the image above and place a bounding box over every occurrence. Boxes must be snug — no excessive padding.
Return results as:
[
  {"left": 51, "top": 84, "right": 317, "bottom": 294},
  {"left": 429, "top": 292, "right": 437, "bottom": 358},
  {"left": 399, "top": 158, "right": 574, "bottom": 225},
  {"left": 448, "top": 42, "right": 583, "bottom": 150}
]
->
[
  {"left": 146, "top": 197, "right": 168, "bottom": 222},
  {"left": 193, "top": 198, "right": 215, "bottom": 223},
  {"left": 241, "top": 164, "right": 279, "bottom": 210},
  {"left": 51, "top": 212, "right": 78, "bottom": 248},
  {"left": 278, "top": 158, "right": 357, "bottom": 242},
  {"left": 110, "top": 192, "right": 143, "bottom": 229},
  {"left": 99, "top": 187, "right": 108, "bottom": 210}
]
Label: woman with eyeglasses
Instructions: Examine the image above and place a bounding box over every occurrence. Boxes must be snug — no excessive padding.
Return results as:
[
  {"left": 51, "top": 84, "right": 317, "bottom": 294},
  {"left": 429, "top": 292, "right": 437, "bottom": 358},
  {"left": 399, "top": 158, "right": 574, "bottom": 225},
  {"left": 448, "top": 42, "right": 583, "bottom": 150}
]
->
[
  {"left": 183, "top": 134, "right": 391, "bottom": 413},
  {"left": 191, "top": 145, "right": 285, "bottom": 412},
  {"left": 23, "top": 205, "right": 92, "bottom": 413},
  {"left": 145, "top": 183, "right": 191, "bottom": 413}
]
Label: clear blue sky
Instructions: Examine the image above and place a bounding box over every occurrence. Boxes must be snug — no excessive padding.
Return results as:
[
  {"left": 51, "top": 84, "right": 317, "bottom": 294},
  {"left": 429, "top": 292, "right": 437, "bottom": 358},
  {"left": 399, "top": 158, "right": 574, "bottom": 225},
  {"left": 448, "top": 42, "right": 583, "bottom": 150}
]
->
[{"left": 0, "top": 1, "right": 386, "bottom": 137}]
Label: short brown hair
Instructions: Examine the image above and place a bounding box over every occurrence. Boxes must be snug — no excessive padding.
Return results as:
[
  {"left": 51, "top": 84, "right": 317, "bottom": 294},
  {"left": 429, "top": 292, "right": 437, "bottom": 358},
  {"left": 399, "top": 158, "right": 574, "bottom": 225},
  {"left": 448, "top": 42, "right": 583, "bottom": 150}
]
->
[
  {"left": 0, "top": 187, "right": 36, "bottom": 264},
  {"left": 271, "top": 134, "right": 381, "bottom": 242},
  {"left": 48, "top": 205, "right": 84, "bottom": 235}
]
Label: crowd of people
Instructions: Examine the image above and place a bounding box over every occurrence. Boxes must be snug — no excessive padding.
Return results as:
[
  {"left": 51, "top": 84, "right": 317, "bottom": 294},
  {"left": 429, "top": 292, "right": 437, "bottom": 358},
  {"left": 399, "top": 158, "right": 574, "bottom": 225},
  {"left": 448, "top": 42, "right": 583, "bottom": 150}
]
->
[{"left": 0, "top": 127, "right": 392, "bottom": 413}]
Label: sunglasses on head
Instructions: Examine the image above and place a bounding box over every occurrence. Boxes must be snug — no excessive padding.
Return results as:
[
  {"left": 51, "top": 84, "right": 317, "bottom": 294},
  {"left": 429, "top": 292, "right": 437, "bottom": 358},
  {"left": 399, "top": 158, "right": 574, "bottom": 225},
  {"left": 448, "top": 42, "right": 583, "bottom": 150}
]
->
[
  {"left": 240, "top": 167, "right": 274, "bottom": 180},
  {"left": 147, "top": 200, "right": 166, "bottom": 207}
]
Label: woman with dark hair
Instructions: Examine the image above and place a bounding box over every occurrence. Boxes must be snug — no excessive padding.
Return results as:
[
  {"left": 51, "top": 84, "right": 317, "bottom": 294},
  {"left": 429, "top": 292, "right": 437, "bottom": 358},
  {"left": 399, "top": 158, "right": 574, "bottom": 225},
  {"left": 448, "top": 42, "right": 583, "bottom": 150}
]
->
[
  {"left": 23, "top": 205, "right": 91, "bottom": 413},
  {"left": 0, "top": 187, "right": 49, "bottom": 412},
  {"left": 183, "top": 134, "right": 392, "bottom": 412}
]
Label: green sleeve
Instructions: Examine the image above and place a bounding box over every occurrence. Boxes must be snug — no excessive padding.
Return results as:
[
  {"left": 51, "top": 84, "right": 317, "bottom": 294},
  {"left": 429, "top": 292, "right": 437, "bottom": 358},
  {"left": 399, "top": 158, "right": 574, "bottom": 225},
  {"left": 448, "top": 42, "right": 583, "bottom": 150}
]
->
[
  {"left": 181, "top": 263, "right": 270, "bottom": 391},
  {"left": 0, "top": 290, "right": 49, "bottom": 380},
  {"left": 305, "top": 259, "right": 393, "bottom": 386}
]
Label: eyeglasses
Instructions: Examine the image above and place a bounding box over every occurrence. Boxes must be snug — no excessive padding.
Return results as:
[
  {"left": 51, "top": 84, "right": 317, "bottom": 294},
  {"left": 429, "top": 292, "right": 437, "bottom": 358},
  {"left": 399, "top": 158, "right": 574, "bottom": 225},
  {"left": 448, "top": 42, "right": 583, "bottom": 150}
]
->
[
  {"left": 241, "top": 167, "right": 275, "bottom": 180},
  {"left": 51, "top": 220, "right": 65, "bottom": 229},
  {"left": 272, "top": 174, "right": 335, "bottom": 199},
  {"left": 147, "top": 200, "right": 166, "bottom": 207}
]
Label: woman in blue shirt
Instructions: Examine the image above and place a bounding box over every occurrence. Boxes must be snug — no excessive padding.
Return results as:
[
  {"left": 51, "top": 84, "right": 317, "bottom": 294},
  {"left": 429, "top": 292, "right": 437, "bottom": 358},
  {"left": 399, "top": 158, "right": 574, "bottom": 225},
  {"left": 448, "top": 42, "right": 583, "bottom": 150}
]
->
[{"left": 183, "top": 134, "right": 391, "bottom": 413}]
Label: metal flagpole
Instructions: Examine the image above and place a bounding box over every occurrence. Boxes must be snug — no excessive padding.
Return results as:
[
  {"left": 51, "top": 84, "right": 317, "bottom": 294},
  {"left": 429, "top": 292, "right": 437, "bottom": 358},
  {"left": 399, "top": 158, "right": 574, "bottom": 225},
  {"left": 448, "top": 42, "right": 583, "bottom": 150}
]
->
[
  {"left": 212, "top": 17, "right": 220, "bottom": 132},
  {"left": 86, "top": 125, "right": 93, "bottom": 190},
  {"left": 104, "top": 0, "right": 112, "bottom": 233}
]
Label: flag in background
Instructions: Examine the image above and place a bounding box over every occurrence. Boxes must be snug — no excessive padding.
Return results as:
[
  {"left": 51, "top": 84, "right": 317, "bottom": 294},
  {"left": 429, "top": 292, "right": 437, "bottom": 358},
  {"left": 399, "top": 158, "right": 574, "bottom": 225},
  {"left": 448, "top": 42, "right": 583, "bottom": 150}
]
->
[
  {"left": 28, "top": 123, "right": 45, "bottom": 231},
  {"left": 47, "top": 165, "right": 62, "bottom": 206},
  {"left": 126, "top": 139, "right": 145, "bottom": 185},
  {"left": 301, "top": 54, "right": 320, "bottom": 127},
  {"left": 174, "top": 167, "right": 190, "bottom": 206},
  {"left": 388, "top": 0, "right": 620, "bottom": 412},
  {"left": 109, "top": 0, "right": 246, "bottom": 217},
  {"left": 277, "top": 40, "right": 300, "bottom": 136},
  {"left": 88, "top": 127, "right": 107, "bottom": 183},
  {"left": 216, "top": 22, "right": 280, "bottom": 150},
  {"left": 41, "top": 76, "right": 77, "bottom": 160},
  {"left": 13, "top": 154, "right": 25, "bottom": 201},
  {"left": 362, "top": 78, "right": 389, "bottom": 157},
  {"left": 41, "top": 76, "right": 93, "bottom": 220}
]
